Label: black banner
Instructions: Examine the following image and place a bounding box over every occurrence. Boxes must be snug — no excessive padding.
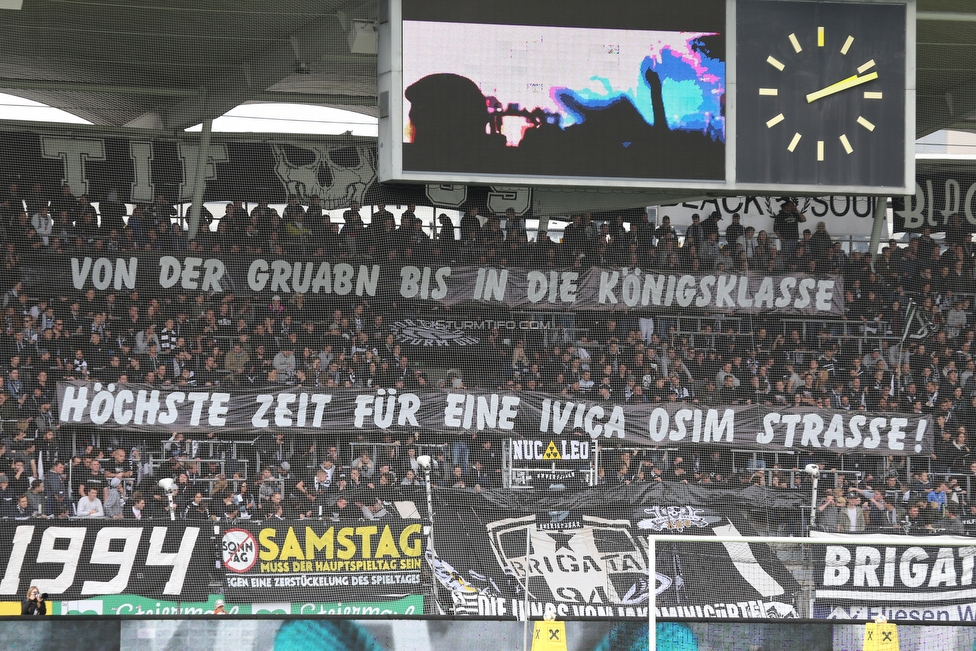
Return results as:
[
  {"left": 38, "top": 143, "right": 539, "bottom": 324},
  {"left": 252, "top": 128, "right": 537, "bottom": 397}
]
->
[
  {"left": 811, "top": 532, "right": 976, "bottom": 622},
  {"left": 19, "top": 252, "right": 846, "bottom": 315},
  {"left": 0, "top": 522, "right": 210, "bottom": 601},
  {"left": 892, "top": 173, "right": 976, "bottom": 234},
  {"left": 0, "top": 125, "right": 663, "bottom": 217},
  {"left": 221, "top": 520, "right": 425, "bottom": 603},
  {"left": 429, "top": 488, "right": 801, "bottom": 619},
  {"left": 57, "top": 382, "right": 933, "bottom": 456}
]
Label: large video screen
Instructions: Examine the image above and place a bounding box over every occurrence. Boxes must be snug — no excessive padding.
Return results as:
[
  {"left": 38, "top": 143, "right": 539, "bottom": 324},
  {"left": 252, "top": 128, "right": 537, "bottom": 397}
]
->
[
  {"left": 1, "top": 620, "right": 973, "bottom": 651},
  {"left": 379, "top": 0, "right": 914, "bottom": 194},
  {"left": 391, "top": 0, "right": 726, "bottom": 183}
]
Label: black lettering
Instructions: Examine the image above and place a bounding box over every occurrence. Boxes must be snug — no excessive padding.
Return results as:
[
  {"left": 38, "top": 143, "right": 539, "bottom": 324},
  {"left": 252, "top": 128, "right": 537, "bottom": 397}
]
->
[
  {"left": 722, "top": 198, "right": 743, "bottom": 214},
  {"left": 700, "top": 199, "right": 721, "bottom": 216},
  {"left": 830, "top": 196, "right": 851, "bottom": 216},
  {"left": 811, "top": 197, "right": 830, "bottom": 217},
  {"left": 742, "top": 196, "right": 764, "bottom": 215},
  {"left": 854, "top": 197, "right": 874, "bottom": 218}
]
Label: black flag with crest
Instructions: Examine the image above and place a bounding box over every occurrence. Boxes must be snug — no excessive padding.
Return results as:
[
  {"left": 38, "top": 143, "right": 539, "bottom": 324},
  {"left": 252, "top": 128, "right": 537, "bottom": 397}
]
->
[
  {"left": 426, "top": 485, "right": 801, "bottom": 620},
  {"left": 903, "top": 298, "right": 937, "bottom": 343}
]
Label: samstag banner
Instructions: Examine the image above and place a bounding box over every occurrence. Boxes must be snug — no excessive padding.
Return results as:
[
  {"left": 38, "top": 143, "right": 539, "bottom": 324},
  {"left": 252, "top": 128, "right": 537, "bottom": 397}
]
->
[
  {"left": 429, "top": 490, "right": 800, "bottom": 619},
  {"left": 57, "top": 382, "right": 933, "bottom": 456},
  {"left": 21, "top": 252, "right": 845, "bottom": 315},
  {"left": 221, "top": 520, "right": 425, "bottom": 604},
  {"left": 811, "top": 532, "right": 976, "bottom": 622},
  {"left": 0, "top": 522, "right": 210, "bottom": 601}
]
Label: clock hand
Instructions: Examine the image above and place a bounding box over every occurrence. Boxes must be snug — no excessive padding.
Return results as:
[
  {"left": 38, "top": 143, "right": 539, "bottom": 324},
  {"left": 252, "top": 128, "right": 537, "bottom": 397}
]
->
[{"left": 805, "top": 71, "right": 879, "bottom": 103}]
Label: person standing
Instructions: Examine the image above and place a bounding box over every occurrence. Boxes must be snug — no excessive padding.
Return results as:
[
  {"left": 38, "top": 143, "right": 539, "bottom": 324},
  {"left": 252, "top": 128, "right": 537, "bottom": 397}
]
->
[
  {"left": 31, "top": 206, "right": 54, "bottom": 247},
  {"left": 773, "top": 200, "right": 806, "bottom": 257}
]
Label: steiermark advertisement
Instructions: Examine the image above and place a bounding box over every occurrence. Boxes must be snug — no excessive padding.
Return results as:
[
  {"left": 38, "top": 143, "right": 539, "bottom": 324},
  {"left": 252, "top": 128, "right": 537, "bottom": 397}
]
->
[{"left": 52, "top": 594, "right": 423, "bottom": 616}]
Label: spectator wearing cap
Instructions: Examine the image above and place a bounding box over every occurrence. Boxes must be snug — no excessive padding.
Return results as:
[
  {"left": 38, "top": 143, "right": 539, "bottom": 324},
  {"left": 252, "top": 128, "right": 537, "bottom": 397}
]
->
[
  {"left": 701, "top": 210, "right": 722, "bottom": 240},
  {"left": 268, "top": 295, "right": 285, "bottom": 318},
  {"left": 104, "top": 477, "right": 126, "bottom": 519},
  {"left": 47, "top": 489, "right": 69, "bottom": 518}
]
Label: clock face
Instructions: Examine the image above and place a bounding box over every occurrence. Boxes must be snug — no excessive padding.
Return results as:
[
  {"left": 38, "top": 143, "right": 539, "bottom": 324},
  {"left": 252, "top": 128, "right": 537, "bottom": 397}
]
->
[{"left": 736, "top": 0, "right": 907, "bottom": 189}]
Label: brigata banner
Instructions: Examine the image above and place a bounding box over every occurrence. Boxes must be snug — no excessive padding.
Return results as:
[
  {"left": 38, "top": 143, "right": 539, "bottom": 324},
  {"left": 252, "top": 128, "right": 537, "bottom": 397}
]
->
[
  {"left": 430, "top": 488, "right": 800, "bottom": 620},
  {"left": 21, "top": 252, "right": 845, "bottom": 315},
  {"left": 220, "top": 520, "right": 425, "bottom": 603},
  {"left": 57, "top": 382, "right": 932, "bottom": 456},
  {"left": 811, "top": 532, "right": 976, "bottom": 622},
  {"left": 0, "top": 522, "right": 210, "bottom": 602}
]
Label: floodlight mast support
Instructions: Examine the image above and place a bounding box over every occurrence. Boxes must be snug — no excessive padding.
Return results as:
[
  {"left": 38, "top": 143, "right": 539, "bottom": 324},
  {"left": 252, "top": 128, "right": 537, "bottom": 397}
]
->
[
  {"left": 648, "top": 536, "right": 657, "bottom": 651},
  {"left": 523, "top": 528, "right": 531, "bottom": 651},
  {"left": 869, "top": 196, "right": 889, "bottom": 258},
  {"left": 187, "top": 117, "right": 213, "bottom": 240}
]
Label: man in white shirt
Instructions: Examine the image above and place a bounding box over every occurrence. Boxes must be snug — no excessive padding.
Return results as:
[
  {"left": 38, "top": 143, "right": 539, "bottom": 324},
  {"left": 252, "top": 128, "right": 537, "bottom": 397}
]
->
[
  {"left": 76, "top": 487, "right": 104, "bottom": 517},
  {"left": 736, "top": 227, "right": 758, "bottom": 258},
  {"left": 31, "top": 206, "right": 54, "bottom": 246}
]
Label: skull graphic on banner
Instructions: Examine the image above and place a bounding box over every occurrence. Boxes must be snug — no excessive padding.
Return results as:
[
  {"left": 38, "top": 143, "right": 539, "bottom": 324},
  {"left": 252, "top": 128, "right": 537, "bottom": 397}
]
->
[{"left": 271, "top": 142, "right": 376, "bottom": 210}]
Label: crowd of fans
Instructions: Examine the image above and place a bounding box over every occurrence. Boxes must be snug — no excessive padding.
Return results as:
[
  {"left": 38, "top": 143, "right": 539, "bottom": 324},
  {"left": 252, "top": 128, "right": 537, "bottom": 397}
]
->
[{"left": 0, "top": 182, "right": 975, "bottom": 532}]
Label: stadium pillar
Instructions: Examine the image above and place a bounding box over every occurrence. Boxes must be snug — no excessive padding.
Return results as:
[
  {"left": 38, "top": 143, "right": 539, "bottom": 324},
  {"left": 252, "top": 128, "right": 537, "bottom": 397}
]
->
[
  {"left": 187, "top": 118, "right": 213, "bottom": 240},
  {"left": 868, "top": 196, "right": 888, "bottom": 261},
  {"left": 647, "top": 537, "right": 656, "bottom": 651}
]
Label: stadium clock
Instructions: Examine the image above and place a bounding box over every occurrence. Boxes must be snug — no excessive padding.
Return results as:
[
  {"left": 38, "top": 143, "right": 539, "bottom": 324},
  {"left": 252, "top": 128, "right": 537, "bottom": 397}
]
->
[{"left": 736, "top": 0, "right": 909, "bottom": 189}]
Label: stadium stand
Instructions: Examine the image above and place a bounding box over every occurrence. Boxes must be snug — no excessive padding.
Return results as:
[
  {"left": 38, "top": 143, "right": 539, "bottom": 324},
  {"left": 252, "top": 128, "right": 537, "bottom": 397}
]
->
[{"left": 1, "top": 186, "right": 974, "bottom": 539}]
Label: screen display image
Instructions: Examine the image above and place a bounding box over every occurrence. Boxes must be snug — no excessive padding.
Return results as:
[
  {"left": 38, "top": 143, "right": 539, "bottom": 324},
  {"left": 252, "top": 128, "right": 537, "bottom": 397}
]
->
[
  {"left": 400, "top": 13, "right": 725, "bottom": 181},
  {"left": 114, "top": 620, "right": 833, "bottom": 651}
]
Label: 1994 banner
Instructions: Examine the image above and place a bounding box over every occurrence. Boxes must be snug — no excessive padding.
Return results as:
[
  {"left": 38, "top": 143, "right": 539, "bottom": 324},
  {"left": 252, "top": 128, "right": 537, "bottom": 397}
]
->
[{"left": 0, "top": 522, "right": 210, "bottom": 601}]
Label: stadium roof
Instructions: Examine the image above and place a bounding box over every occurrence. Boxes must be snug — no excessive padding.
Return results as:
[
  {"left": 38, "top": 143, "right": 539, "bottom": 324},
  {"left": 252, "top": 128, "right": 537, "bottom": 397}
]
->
[
  {"left": 0, "top": 0, "right": 378, "bottom": 130},
  {"left": 0, "top": 0, "right": 973, "bottom": 140}
]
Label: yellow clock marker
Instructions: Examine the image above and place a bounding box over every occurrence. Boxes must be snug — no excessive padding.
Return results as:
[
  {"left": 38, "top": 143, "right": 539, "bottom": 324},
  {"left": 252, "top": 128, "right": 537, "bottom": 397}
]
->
[
  {"left": 864, "top": 91, "right": 883, "bottom": 100},
  {"left": 788, "top": 132, "right": 802, "bottom": 152},
  {"left": 789, "top": 33, "right": 802, "bottom": 53},
  {"left": 839, "top": 134, "right": 853, "bottom": 154},
  {"left": 857, "top": 59, "right": 876, "bottom": 74},
  {"left": 818, "top": 27, "right": 825, "bottom": 47},
  {"left": 767, "top": 55, "right": 785, "bottom": 71},
  {"left": 759, "top": 88, "right": 778, "bottom": 96},
  {"left": 766, "top": 113, "right": 785, "bottom": 128},
  {"left": 857, "top": 116, "right": 876, "bottom": 131},
  {"left": 817, "top": 141, "right": 825, "bottom": 161},
  {"left": 841, "top": 35, "right": 854, "bottom": 55}
]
